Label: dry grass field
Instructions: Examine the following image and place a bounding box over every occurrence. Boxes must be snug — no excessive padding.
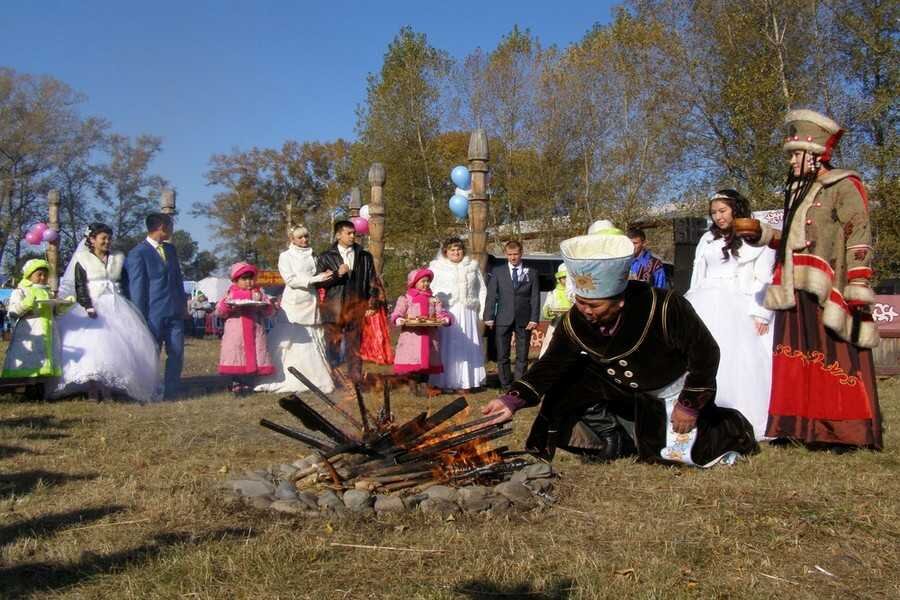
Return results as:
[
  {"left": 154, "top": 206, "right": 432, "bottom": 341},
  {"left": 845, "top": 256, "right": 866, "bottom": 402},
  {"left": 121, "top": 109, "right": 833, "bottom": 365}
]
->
[{"left": 1, "top": 337, "right": 898, "bottom": 599}]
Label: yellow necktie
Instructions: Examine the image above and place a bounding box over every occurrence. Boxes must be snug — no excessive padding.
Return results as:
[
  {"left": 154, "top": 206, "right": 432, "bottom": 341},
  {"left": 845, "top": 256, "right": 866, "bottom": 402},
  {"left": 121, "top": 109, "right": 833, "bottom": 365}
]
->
[{"left": 156, "top": 244, "right": 166, "bottom": 263}]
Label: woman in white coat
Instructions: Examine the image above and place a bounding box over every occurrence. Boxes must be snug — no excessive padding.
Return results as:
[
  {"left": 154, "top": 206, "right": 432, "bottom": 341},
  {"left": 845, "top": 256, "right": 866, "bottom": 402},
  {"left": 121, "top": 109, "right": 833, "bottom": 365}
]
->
[
  {"left": 685, "top": 190, "right": 775, "bottom": 440},
  {"left": 255, "top": 225, "right": 335, "bottom": 394},
  {"left": 428, "top": 237, "right": 487, "bottom": 392}
]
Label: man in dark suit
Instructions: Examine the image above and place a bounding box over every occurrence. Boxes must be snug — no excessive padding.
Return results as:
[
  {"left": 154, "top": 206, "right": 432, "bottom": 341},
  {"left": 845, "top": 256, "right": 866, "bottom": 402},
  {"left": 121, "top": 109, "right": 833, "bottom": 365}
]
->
[
  {"left": 483, "top": 240, "right": 540, "bottom": 389},
  {"left": 123, "top": 213, "right": 187, "bottom": 399},
  {"left": 315, "top": 220, "right": 377, "bottom": 383}
]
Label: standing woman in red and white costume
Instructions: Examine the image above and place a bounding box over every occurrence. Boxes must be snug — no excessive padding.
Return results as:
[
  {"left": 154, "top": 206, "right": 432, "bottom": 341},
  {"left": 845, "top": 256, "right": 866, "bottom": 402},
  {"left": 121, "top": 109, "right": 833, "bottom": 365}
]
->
[{"left": 741, "top": 109, "right": 882, "bottom": 449}]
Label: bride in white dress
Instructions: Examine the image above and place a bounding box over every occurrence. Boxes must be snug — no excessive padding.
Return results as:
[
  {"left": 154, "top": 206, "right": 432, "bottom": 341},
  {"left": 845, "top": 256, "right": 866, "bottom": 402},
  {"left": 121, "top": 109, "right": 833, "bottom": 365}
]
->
[
  {"left": 255, "top": 225, "right": 335, "bottom": 394},
  {"left": 428, "top": 237, "right": 487, "bottom": 391},
  {"left": 685, "top": 190, "right": 775, "bottom": 440},
  {"left": 53, "top": 223, "right": 162, "bottom": 402}
]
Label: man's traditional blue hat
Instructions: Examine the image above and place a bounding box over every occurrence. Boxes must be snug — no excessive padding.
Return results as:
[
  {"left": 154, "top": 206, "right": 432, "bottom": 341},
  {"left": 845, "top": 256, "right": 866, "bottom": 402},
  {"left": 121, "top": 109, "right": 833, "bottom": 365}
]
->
[{"left": 560, "top": 233, "right": 634, "bottom": 299}]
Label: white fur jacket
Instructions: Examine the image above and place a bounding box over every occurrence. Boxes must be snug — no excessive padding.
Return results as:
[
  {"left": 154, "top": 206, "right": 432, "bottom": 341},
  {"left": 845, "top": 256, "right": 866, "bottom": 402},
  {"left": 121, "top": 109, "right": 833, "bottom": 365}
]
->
[{"left": 428, "top": 255, "right": 487, "bottom": 313}]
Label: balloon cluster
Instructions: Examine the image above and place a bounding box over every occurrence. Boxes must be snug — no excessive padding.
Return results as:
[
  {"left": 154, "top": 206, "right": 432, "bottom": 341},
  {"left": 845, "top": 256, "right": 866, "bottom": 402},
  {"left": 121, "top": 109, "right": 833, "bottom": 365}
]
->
[
  {"left": 448, "top": 165, "right": 471, "bottom": 219},
  {"left": 24, "top": 222, "right": 59, "bottom": 246}
]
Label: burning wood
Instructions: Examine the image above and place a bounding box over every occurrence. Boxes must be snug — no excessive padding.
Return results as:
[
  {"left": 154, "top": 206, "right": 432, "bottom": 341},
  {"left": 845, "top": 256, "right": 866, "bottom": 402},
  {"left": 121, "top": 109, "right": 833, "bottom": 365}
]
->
[{"left": 259, "top": 368, "right": 538, "bottom": 495}]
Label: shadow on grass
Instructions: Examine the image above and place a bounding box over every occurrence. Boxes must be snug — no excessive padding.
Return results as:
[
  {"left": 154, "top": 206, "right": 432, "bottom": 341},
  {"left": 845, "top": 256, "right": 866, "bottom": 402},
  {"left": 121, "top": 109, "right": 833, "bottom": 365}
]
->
[
  {"left": 0, "top": 527, "right": 257, "bottom": 599},
  {"left": 0, "top": 505, "right": 127, "bottom": 546},
  {"left": 0, "top": 470, "right": 97, "bottom": 500},
  {"left": 455, "top": 578, "right": 576, "bottom": 599},
  {"left": 0, "top": 414, "right": 87, "bottom": 430},
  {"left": 0, "top": 444, "right": 37, "bottom": 459},
  {"left": 20, "top": 431, "right": 70, "bottom": 440}
]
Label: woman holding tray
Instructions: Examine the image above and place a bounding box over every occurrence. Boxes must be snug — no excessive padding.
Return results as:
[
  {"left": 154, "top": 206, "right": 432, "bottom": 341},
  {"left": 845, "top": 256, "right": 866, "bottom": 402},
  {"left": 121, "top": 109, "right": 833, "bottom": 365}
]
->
[{"left": 390, "top": 268, "right": 451, "bottom": 394}]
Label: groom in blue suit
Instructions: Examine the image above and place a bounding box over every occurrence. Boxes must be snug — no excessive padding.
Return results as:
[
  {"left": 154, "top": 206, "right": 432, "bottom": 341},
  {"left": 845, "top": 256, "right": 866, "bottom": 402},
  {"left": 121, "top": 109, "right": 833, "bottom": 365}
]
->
[{"left": 123, "top": 213, "right": 187, "bottom": 399}]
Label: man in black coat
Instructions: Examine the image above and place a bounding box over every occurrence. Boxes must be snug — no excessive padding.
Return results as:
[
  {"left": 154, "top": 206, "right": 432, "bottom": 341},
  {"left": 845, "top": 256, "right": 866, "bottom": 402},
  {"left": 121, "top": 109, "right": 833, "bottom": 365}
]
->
[
  {"left": 315, "top": 220, "right": 378, "bottom": 383},
  {"left": 483, "top": 240, "right": 541, "bottom": 389},
  {"left": 482, "top": 232, "right": 757, "bottom": 467}
]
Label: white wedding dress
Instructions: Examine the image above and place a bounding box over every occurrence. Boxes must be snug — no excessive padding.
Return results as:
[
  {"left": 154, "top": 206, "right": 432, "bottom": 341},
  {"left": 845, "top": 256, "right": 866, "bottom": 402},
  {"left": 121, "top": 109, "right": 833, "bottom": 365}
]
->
[
  {"left": 52, "top": 247, "right": 162, "bottom": 402},
  {"left": 428, "top": 254, "right": 487, "bottom": 390},
  {"left": 685, "top": 232, "right": 775, "bottom": 440}
]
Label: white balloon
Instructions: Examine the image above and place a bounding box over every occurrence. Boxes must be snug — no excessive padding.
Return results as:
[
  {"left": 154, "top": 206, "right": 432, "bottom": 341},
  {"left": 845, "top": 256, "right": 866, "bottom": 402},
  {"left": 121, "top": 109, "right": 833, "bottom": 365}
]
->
[
  {"left": 454, "top": 187, "right": 471, "bottom": 199},
  {"left": 359, "top": 204, "right": 370, "bottom": 219}
]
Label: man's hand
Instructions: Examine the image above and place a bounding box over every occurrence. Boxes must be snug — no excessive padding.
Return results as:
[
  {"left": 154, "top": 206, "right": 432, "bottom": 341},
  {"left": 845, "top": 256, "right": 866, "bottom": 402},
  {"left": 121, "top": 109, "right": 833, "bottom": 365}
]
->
[
  {"left": 86, "top": 308, "right": 98, "bottom": 319},
  {"left": 395, "top": 317, "right": 406, "bottom": 326},
  {"left": 671, "top": 404, "right": 698, "bottom": 434},
  {"left": 338, "top": 264, "right": 350, "bottom": 276},
  {"left": 321, "top": 269, "right": 335, "bottom": 280},
  {"left": 753, "top": 318, "right": 769, "bottom": 336},
  {"left": 482, "top": 398, "right": 514, "bottom": 424},
  {"left": 525, "top": 321, "right": 538, "bottom": 331},
  {"left": 484, "top": 320, "right": 494, "bottom": 328},
  {"left": 365, "top": 308, "right": 375, "bottom": 317}
]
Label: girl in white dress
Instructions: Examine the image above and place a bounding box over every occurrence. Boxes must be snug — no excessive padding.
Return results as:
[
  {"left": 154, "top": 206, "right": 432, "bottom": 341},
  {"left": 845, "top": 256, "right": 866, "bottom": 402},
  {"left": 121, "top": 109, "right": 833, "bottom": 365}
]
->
[
  {"left": 255, "top": 225, "right": 335, "bottom": 394},
  {"left": 685, "top": 190, "right": 775, "bottom": 440},
  {"left": 428, "top": 237, "right": 487, "bottom": 392},
  {"left": 53, "top": 223, "right": 162, "bottom": 402}
]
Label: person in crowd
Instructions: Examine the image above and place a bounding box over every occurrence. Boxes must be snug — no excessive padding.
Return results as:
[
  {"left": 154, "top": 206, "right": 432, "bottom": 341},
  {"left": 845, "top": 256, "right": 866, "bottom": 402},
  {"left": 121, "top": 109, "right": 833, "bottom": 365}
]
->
[
  {"left": 1, "top": 259, "right": 73, "bottom": 384},
  {"left": 539, "top": 264, "right": 572, "bottom": 357},
  {"left": 390, "top": 268, "right": 451, "bottom": 394},
  {"left": 53, "top": 223, "right": 162, "bottom": 402},
  {"left": 215, "top": 262, "right": 276, "bottom": 395},
  {"left": 0, "top": 301, "right": 7, "bottom": 337},
  {"left": 315, "top": 220, "right": 378, "bottom": 383},
  {"left": 427, "top": 237, "right": 487, "bottom": 392},
  {"left": 189, "top": 293, "right": 213, "bottom": 338},
  {"left": 628, "top": 227, "right": 668, "bottom": 288},
  {"left": 359, "top": 273, "right": 394, "bottom": 367},
  {"left": 123, "top": 213, "right": 187, "bottom": 399},
  {"left": 739, "top": 109, "right": 882, "bottom": 449},
  {"left": 481, "top": 231, "right": 758, "bottom": 467},
  {"left": 255, "top": 225, "right": 335, "bottom": 394},
  {"left": 483, "top": 240, "right": 540, "bottom": 390},
  {"left": 685, "top": 191, "right": 775, "bottom": 440}
]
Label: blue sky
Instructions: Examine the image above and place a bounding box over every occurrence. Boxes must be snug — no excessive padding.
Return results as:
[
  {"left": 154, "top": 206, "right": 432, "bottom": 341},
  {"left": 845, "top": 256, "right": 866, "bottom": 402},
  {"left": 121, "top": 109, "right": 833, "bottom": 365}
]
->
[{"left": 4, "top": 1, "right": 615, "bottom": 252}]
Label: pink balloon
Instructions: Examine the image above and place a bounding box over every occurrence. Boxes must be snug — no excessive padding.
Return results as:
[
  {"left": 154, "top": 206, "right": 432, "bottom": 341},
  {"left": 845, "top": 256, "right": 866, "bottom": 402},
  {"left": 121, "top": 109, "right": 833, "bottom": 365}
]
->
[
  {"left": 42, "top": 228, "right": 59, "bottom": 243},
  {"left": 350, "top": 216, "right": 369, "bottom": 235},
  {"left": 25, "top": 231, "right": 43, "bottom": 245},
  {"left": 31, "top": 222, "right": 48, "bottom": 235}
]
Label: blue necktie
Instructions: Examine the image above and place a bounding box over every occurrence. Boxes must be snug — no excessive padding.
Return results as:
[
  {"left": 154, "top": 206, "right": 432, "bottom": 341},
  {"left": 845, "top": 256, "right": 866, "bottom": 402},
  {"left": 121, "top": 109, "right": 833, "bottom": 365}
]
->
[{"left": 512, "top": 267, "right": 519, "bottom": 287}]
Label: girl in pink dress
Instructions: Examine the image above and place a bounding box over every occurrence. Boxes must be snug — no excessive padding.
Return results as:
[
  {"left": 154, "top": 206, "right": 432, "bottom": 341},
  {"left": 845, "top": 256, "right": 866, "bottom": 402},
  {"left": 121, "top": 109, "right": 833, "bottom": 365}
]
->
[
  {"left": 390, "top": 268, "right": 451, "bottom": 391},
  {"left": 216, "top": 262, "right": 276, "bottom": 394}
]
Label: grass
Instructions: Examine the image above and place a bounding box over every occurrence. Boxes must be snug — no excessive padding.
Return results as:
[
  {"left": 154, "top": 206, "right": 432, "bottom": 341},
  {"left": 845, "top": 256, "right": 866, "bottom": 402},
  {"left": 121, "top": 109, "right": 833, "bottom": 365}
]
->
[{"left": 1, "top": 336, "right": 898, "bottom": 599}]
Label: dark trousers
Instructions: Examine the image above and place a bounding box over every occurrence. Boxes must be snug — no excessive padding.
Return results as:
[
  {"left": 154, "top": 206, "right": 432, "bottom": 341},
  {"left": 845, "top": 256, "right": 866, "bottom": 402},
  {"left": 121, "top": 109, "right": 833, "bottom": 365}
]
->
[
  {"left": 495, "top": 323, "right": 531, "bottom": 388},
  {"left": 149, "top": 316, "right": 184, "bottom": 399},
  {"left": 324, "top": 320, "right": 362, "bottom": 383},
  {"left": 192, "top": 316, "right": 206, "bottom": 338}
]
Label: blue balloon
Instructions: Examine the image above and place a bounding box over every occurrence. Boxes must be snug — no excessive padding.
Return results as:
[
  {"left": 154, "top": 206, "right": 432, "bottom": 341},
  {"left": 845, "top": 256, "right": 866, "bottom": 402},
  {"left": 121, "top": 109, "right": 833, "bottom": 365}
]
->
[
  {"left": 448, "top": 194, "right": 469, "bottom": 219},
  {"left": 450, "top": 165, "right": 471, "bottom": 190}
]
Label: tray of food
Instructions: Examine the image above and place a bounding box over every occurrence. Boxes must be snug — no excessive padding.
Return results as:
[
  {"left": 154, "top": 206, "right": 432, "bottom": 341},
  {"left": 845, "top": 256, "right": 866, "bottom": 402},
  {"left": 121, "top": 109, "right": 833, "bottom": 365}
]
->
[
  {"left": 226, "top": 299, "right": 269, "bottom": 307},
  {"left": 35, "top": 298, "right": 75, "bottom": 307},
  {"left": 402, "top": 317, "right": 446, "bottom": 327}
]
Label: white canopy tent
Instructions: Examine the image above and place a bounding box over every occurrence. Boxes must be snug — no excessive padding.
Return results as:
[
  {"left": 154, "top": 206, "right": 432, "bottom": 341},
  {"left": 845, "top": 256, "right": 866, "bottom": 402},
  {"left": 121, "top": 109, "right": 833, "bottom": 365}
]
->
[{"left": 195, "top": 276, "right": 231, "bottom": 303}]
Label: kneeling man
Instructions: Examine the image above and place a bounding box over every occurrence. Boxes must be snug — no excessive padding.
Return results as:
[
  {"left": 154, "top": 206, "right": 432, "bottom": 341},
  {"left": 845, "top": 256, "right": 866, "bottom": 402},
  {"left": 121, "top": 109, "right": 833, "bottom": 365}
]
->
[{"left": 483, "top": 232, "right": 757, "bottom": 467}]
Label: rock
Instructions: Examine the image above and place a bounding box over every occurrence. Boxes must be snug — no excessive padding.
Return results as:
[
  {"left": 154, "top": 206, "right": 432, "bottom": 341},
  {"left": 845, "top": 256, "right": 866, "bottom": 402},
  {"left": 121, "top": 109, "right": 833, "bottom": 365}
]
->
[
  {"left": 247, "top": 496, "right": 273, "bottom": 510},
  {"left": 274, "top": 481, "right": 299, "bottom": 501},
  {"left": 227, "top": 479, "right": 275, "bottom": 498},
  {"left": 296, "top": 491, "right": 320, "bottom": 511},
  {"left": 420, "top": 498, "right": 460, "bottom": 516},
  {"left": 292, "top": 452, "right": 322, "bottom": 469},
  {"left": 525, "top": 478, "right": 553, "bottom": 493},
  {"left": 521, "top": 462, "right": 554, "bottom": 480},
  {"left": 270, "top": 500, "right": 305, "bottom": 514},
  {"left": 277, "top": 463, "right": 298, "bottom": 479},
  {"left": 510, "top": 470, "right": 528, "bottom": 484},
  {"left": 489, "top": 496, "right": 513, "bottom": 516},
  {"left": 244, "top": 469, "right": 271, "bottom": 482},
  {"left": 457, "top": 486, "right": 493, "bottom": 512},
  {"left": 374, "top": 495, "right": 406, "bottom": 513},
  {"left": 424, "top": 485, "right": 459, "bottom": 503},
  {"left": 342, "top": 489, "right": 374, "bottom": 512},
  {"left": 403, "top": 494, "right": 428, "bottom": 510},
  {"left": 317, "top": 490, "right": 346, "bottom": 513},
  {"left": 494, "top": 481, "right": 536, "bottom": 508}
]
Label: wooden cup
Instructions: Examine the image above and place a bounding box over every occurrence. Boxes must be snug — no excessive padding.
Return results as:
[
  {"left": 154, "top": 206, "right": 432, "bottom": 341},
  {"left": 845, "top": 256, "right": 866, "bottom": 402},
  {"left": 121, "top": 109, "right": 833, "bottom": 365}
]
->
[{"left": 733, "top": 218, "right": 762, "bottom": 238}]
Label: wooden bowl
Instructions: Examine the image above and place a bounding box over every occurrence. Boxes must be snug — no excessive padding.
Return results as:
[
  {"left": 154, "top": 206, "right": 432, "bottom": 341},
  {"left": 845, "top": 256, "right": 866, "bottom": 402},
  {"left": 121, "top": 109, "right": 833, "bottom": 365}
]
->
[{"left": 733, "top": 217, "right": 761, "bottom": 236}]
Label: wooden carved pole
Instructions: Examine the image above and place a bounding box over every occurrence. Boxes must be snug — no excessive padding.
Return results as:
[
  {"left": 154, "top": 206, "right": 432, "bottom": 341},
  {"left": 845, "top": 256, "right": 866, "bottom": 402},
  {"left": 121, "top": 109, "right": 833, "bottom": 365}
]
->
[
  {"left": 368, "top": 163, "right": 386, "bottom": 277},
  {"left": 349, "top": 186, "right": 361, "bottom": 218},
  {"left": 47, "top": 190, "right": 60, "bottom": 294},
  {"left": 467, "top": 129, "right": 490, "bottom": 272},
  {"left": 160, "top": 189, "right": 176, "bottom": 217}
]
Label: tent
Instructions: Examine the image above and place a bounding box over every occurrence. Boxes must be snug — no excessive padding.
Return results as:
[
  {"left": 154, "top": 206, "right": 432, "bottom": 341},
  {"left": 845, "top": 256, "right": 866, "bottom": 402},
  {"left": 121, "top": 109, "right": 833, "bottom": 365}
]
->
[{"left": 195, "top": 277, "right": 231, "bottom": 302}]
